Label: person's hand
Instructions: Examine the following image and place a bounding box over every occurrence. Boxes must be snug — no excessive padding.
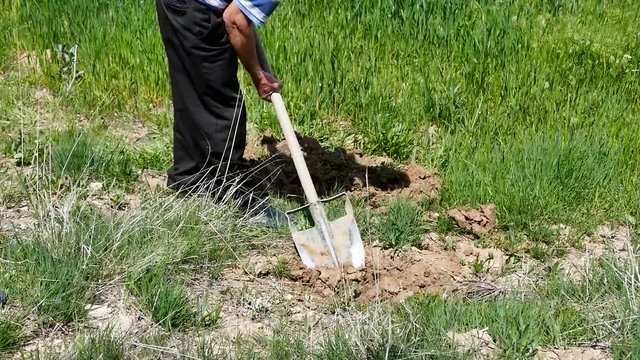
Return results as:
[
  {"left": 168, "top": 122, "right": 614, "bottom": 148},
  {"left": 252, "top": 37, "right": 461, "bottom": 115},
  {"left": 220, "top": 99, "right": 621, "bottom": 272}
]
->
[{"left": 254, "top": 70, "right": 282, "bottom": 102}]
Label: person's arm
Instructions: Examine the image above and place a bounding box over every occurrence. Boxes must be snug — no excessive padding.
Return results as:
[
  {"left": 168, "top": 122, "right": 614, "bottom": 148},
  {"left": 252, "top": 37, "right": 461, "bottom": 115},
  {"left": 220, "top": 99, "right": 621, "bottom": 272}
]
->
[
  {"left": 223, "top": 2, "right": 279, "bottom": 100},
  {"left": 253, "top": 24, "right": 272, "bottom": 74}
]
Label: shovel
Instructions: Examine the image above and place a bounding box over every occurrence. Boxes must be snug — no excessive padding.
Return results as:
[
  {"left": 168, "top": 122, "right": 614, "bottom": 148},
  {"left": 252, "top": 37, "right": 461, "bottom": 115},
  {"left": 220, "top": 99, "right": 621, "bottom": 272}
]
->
[{"left": 270, "top": 92, "right": 366, "bottom": 270}]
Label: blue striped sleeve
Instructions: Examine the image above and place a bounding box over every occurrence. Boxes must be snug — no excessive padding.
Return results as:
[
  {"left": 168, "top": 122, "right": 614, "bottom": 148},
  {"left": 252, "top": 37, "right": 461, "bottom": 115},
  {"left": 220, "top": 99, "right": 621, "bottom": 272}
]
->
[{"left": 235, "top": 0, "right": 280, "bottom": 26}]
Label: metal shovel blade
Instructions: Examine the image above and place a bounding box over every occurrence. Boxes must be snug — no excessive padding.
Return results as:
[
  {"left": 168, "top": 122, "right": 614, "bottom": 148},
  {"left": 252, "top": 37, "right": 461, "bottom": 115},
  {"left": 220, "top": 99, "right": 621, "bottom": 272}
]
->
[{"left": 286, "top": 193, "right": 365, "bottom": 269}]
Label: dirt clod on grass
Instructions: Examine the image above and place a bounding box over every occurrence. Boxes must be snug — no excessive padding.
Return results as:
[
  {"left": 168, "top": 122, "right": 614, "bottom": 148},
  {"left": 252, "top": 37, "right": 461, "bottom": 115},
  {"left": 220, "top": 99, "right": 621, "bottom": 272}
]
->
[
  {"left": 448, "top": 204, "right": 497, "bottom": 237},
  {"left": 245, "top": 133, "right": 441, "bottom": 206}
]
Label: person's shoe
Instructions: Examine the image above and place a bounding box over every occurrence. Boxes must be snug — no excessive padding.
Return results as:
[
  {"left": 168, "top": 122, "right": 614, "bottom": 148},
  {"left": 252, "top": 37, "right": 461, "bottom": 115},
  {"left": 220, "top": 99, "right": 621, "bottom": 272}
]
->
[
  {"left": 246, "top": 201, "right": 290, "bottom": 228},
  {"left": 226, "top": 183, "right": 291, "bottom": 228}
]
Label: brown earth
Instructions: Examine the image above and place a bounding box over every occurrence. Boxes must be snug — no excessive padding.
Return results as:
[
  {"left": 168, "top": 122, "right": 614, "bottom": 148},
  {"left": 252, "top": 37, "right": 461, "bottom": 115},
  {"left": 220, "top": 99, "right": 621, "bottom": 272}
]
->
[
  {"left": 244, "top": 132, "right": 441, "bottom": 207},
  {"left": 225, "top": 235, "right": 520, "bottom": 305},
  {"left": 288, "top": 245, "right": 467, "bottom": 303},
  {"left": 448, "top": 204, "right": 498, "bottom": 237}
]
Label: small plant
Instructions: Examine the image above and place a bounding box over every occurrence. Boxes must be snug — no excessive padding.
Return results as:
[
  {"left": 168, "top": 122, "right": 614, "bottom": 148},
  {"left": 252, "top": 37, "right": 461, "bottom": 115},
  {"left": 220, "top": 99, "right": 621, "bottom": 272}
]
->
[
  {"left": 0, "top": 319, "right": 24, "bottom": 353},
  {"left": 52, "top": 43, "right": 84, "bottom": 94},
  {"left": 435, "top": 214, "right": 461, "bottom": 235},
  {"left": 127, "top": 267, "right": 197, "bottom": 331},
  {"left": 195, "top": 294, "right": 222, "bottom": 329},
  {"left": 74, "top": 330, "right": 125, "bottom": 360},
  {"left": 376, "top": 199, "right": 426, "bottom": 249},
  {"left": 272, "top": 257, "right": 293, "bottom": 280},
  {"left": 471, "top": 255, "right": 492, "bottom": 275},
  {"left": 530, "top": 244, "right": 551, "bottom": 262}
]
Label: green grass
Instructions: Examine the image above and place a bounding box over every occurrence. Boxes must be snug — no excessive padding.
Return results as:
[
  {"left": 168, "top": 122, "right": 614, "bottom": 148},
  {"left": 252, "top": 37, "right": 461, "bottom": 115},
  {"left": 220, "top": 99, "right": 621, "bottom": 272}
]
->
[
  {"left": 127, "top": 267, "right": 199, "bottom": 331},
  {"left": 1, "top": 0, "right": 639, "bottom": 234},
  {"left": 74, "top": 331, "right": 126, "bottom": 360},
  {"left": 375, "top": 198, "right": 426, "bottom": 249},
  {"left": 49, "top": 127, "right": 138, "bottom": 187},
  {"left": 0, "top": 178, "right": 265, "bottom": 333},
  {"left": 0, "top": 319, "right": 24, "bottom": 354}
]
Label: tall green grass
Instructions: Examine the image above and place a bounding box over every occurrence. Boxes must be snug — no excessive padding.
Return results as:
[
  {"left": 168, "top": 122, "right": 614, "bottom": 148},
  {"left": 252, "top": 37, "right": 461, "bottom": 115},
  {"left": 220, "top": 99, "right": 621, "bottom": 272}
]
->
[{"left": 1, "top": 0, "right": 639, "bottom": 231}]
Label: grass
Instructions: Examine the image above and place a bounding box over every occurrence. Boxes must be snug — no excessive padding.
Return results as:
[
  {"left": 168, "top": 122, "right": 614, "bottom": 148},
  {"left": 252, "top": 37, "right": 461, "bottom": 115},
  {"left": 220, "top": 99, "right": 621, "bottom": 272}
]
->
[
  {"left": 0, "top": 319, "right": 24, "bottom": 353},
  {"left": 74, "top": 331, "right": 126, "bottom": 360},
  {"left": 375, "top": 198, "right": 426, "bottom": 249},
  {"left": 127, "top": 267, "right": 196, "bottom": 331},
  {"left": 0, "top": 170, "right": 266, "bottom": 335},
  {"left": 1, "top": 0, "right": 640, "bottom": 358},
  {"left": 49, "top": 128, "right": 137, "bottom": 188},
  {"left": 1, "top": 0, "right": 638, "bottom": 235}
]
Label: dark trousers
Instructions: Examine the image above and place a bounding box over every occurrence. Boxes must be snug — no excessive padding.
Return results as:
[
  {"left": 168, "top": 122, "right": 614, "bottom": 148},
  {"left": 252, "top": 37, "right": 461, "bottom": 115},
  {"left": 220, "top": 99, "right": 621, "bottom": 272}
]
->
[{"left": 155, "top": 0, "right": 249, "bottom": 194}]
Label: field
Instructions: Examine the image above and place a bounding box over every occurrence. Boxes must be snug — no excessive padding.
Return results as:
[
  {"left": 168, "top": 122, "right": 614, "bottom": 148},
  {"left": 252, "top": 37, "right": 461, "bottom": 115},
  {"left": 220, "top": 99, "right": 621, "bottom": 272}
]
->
[{"left": 1, "top": 0, "right": 639, "bottom": 359}]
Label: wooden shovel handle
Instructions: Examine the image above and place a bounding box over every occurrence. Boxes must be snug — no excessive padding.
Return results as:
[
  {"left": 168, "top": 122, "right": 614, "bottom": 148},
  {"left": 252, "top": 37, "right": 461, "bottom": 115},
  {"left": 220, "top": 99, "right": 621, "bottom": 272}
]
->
[{"left": 270, "top": 93, "right": 320, "bottom": 204}]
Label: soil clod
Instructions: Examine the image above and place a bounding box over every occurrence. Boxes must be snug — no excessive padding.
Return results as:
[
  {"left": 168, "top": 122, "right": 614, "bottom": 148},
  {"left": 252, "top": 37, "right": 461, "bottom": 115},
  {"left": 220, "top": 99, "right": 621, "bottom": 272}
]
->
[{"left": 448, "top": 204, "right": 497, "bottom": 237}]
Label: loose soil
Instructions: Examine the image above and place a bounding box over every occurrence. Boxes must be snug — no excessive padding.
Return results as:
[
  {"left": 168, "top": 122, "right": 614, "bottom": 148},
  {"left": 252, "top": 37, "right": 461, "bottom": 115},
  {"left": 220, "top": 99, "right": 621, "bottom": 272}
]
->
[
  {"left": 244, "top": 132, "right": 441, "bottom": 207},
  {"left": 224, "top": 234, "right": 517, "bottom": 306}
]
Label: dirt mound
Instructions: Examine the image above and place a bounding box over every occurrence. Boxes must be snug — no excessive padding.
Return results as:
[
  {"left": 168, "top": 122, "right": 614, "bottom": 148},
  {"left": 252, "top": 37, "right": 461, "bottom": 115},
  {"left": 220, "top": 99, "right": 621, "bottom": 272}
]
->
[
  {"left": 448, "top": 204, "right": 498, "bottom": 237},
  {"left": 245, "top": 133, "right": 440, "bottom": 206},
  {"left": 287, "top": 245, "right": 469, "bottom": 303}
]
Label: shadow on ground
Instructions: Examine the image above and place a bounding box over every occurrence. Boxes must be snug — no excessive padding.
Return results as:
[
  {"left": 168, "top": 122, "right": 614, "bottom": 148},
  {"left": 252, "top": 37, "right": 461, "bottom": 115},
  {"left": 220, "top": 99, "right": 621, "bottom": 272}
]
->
[{"left": 243, "top": 132, "right": 427, "bottom": 206}]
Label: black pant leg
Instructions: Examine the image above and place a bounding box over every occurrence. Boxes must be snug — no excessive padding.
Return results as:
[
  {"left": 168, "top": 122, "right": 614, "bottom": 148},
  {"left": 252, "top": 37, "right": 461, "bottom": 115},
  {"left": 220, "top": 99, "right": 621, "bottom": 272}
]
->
[{"left": 155, "top": 0, "right": 248, "bottom": 193}]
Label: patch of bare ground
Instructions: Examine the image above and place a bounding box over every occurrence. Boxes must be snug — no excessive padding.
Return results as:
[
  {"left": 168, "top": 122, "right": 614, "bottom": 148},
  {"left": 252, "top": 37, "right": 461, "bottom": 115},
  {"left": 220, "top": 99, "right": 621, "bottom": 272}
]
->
[
  {"left": 446, "top": 328, "right": 612, "bottom": 360},
  {"left": 11, "top": 323, "right": 74, "bottom": 360},
  {"left": 84, "top": 284, "right": 153, "bottom": 338},
  {"left": 534, "top": 347, "right": 612, "bottom": 360},
  {"left": 447, "top": 328, "right": 500, "bottom": 359},
  {"left": 0, "top": 202, "right": 37, "bottom": 234},
  {"left": 558, "top": 224, "right": 633, "bottom": 281},
  {"left": 218, "top": 235, "right": 520, "bottom": 308}
]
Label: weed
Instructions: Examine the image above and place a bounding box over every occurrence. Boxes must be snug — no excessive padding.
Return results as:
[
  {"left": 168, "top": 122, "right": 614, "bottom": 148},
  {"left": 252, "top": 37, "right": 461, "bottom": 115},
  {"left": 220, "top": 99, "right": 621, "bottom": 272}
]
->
[
  {"left": 272, "top": 257, "right": 293, "bottom": 280},
  {"left": 0, "top": 319, "right": 23, "bottom": 353},
  {"left": 472, "top": 255, "right": 492, "bottom": 275},
  {"left": 434, "top": 214, "right": 461, "bottom": 235},
  {"left": 376, "top": 199, "right": 425, "bottom": 249},
  {"left": 127, "top": 266, "right": 196, "bottom": 331},
  {"left": 74, "top": 330, "right": 125, "bottom": 360}
]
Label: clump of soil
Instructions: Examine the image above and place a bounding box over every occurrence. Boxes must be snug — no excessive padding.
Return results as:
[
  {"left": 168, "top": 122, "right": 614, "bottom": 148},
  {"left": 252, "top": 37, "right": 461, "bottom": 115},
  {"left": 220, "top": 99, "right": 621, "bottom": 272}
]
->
[
  {"left": 448, "top": 204, "right": 497, "bottom": 237},
  {"left": 447, "top": 329, "right": 500, "bottom": 359},
  {"left": 287, "top": 244, "right": 469, "bottom": 303},
  {"left": 244, "top": 133, "right": 440, "bottom": 206}
]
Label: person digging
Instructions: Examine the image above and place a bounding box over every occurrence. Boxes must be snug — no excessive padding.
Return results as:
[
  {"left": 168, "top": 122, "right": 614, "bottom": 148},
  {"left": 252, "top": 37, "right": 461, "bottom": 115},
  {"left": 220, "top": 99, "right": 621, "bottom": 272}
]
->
[{"left": 155, "top": 0, "right": 286, "bottom": 227}]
